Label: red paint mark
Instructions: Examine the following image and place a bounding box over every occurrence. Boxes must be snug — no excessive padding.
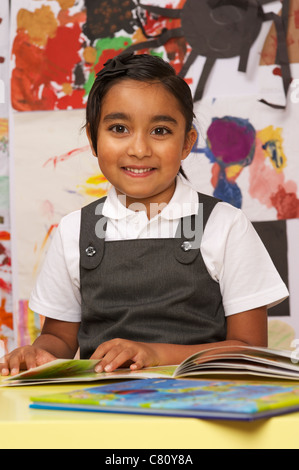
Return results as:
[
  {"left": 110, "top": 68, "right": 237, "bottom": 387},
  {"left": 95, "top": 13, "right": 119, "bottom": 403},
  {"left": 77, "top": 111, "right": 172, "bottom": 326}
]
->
[
  {"left": 136, "top": 1, "right": 188, "bottom": 72},
  {"left": 270, "top": 186, "right": 299, "bottom": 219},
  {"left": 0, "top": 278, "right": 11, "bottom": 294},
  {"left": 0, "top": 299, "right": 13, "bottom": 330},
  {"left": 273, "top": 66, "right": 282, "bottom": 76},
  {"left": 211, "top": 163, "right": 221, "bottom": 188},
  {"left": 0, "top": 57, "right": 5, "bottom": 63},
  {"left": 42, "top": 23, "right": 82, "bottom": 84},
  {"left": 11, "top": 31, "right": 56, "bottom": 111},
  {"left": 57, "top": 88, "right": 85, "bottom": 110},
  {"left": 93, "top": 48, "right": 126, "bottom": 76},
  {"left": 11, "top": 23, "right": 85, "bottom": 111},
  {"left": 0, "top": 231, "right": 10, "bottom": 240},
  {"left": 41, "top": 224, "right": 58, "bottom": 252},
  {"left": 57, "top": 9, "right": 86, "bottom": 27},
  {"left": 294, "top": 9, "right": 299, "bottom": 29},
  {"left": 43, "top": 145, "right": 90, "bottom": 168},
  {"left": 0, "top": 243, "right": 11, "bottom": 267}
]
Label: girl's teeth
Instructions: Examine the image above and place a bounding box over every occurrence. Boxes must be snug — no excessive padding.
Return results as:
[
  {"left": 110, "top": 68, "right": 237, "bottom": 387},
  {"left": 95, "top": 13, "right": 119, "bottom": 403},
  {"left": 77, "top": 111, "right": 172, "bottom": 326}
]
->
[{"left": 125, "top": 167, "right": 152, "bottom": 174}]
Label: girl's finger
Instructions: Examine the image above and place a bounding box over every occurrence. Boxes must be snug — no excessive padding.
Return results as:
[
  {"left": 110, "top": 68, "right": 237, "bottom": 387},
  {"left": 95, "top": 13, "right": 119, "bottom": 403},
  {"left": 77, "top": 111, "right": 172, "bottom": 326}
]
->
[
  {"left": 102, "top": 347, "right": 137, "bottom": 372},
  {"left": 90, "top": 339, "right": 119, "bottom": 360},
  {"left": 0, "top": 357, "right": 10, "bottom": 376},
  {"left": 7, "top": 352, "right": 25, "bottom": 376},
  {"left": 102, "top": 347, "right": 131, "bottom": 372},
  {"left": 130, "top": 360, "right": 144, "bottom": 370}
]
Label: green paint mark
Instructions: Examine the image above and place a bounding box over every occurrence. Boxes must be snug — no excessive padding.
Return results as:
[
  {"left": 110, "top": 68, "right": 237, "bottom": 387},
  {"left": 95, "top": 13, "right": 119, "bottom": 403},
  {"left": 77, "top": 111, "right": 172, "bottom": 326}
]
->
[{"left": 84, "top": 36, "right": 133, "bottom": 95}]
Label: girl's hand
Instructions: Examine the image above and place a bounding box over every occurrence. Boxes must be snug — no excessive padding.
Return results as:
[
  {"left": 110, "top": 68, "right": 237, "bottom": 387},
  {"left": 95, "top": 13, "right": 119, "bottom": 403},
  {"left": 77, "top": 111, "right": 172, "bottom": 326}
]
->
[
  {"left": 0, "top": 346, "right": 57, "bottom": 376},
  {"left": 90, "top": 338, "right": 160, "bottom": 373}
]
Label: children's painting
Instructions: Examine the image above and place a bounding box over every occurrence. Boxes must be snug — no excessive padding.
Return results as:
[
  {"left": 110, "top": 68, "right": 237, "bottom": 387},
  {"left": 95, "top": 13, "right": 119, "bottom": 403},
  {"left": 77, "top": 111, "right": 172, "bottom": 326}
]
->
[
  {"left": 9, "top": 0, "right": 299, "bottom": 348},
  {"left": 13, "top": 109, "right": 109, "bottom": 346},
  {"left": 0, "top": 0, "right": 14, "bottom": 354}
]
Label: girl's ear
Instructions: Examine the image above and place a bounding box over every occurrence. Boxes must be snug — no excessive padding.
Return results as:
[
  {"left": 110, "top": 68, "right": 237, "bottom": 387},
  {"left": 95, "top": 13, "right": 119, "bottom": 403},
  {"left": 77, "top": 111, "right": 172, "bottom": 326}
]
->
[
  {"left": 86, "top": 124, "right": 97, "bottom": 157},
  {"left": 181, "top": 127, "right": 198, "bottom": 160}
]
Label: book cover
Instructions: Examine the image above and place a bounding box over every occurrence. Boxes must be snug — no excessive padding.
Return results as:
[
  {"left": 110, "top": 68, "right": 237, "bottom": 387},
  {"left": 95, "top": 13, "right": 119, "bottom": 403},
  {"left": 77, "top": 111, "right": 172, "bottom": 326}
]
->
[
  {"left": 3, "top": 345, "right": 299, "bottom": 386},
  {"left": 29, "top": 377, "right": 299, "bottom": 421}
]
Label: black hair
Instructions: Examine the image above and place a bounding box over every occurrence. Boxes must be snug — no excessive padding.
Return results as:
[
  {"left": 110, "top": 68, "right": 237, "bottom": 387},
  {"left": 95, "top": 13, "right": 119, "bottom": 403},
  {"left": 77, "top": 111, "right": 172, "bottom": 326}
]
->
[{"left": 85, "top": 53, "right": 195, "bottom": 177}]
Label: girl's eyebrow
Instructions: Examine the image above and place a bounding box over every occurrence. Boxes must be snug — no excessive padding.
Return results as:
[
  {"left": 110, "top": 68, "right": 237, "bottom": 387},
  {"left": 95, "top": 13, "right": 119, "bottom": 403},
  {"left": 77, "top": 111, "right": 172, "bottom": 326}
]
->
[
  {"left": 103, "top": 112, "right": 129, "bottom": 122},
  {"left": 103, "top": 112, "right": 178, "bottom": 126},
  {"left": 152, "top": 115, "right": 178, "bottom": 126}
]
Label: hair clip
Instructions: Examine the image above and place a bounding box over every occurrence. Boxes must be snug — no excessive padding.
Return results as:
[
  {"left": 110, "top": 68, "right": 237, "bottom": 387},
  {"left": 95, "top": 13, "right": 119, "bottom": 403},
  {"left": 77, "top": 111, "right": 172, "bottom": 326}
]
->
[{"left": 95, "top": 52, "right": 135, "bottom": 81}]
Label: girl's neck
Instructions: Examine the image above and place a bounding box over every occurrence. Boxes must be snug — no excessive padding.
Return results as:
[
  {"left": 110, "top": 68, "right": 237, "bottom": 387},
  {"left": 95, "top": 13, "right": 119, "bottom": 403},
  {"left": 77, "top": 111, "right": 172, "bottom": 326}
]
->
[{"left": 116, "top": 181, "right": 176, "bottom": 219}]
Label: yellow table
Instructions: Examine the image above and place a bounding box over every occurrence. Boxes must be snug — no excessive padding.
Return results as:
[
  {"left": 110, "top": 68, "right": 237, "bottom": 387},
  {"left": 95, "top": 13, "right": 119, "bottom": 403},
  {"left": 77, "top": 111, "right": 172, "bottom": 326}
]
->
[{"left": 1, "top": 379, "right": 299, "bottom": 449}]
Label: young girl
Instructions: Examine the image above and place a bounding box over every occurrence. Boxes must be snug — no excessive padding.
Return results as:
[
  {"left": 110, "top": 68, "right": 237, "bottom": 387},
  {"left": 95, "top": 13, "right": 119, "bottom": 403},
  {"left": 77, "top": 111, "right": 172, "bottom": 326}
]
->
[{"left": 1, "top": 53, "right": 288, "bottom": 376}]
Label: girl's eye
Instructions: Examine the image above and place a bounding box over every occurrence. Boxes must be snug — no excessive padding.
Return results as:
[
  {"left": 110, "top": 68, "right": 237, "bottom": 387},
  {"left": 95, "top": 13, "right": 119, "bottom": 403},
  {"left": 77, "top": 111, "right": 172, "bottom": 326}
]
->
[
  {"left": 110, "top": 125, "right": 128, "bottom": 134},
  {"left": 151, "top": 127, "right": 170, "bottom": 136}
]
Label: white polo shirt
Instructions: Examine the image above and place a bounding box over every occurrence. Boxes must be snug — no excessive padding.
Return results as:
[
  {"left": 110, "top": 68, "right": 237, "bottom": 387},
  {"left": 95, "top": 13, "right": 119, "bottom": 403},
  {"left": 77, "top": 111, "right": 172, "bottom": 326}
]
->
[{"left": 29, "top": 176, "right": 289, "bottom": 322}]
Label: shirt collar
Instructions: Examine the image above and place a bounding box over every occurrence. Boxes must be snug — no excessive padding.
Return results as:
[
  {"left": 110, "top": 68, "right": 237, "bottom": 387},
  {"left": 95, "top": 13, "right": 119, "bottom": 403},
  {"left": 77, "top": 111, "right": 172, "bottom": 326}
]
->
[{"left": 102, "top": 175, "right": 199, "bottom": 221}]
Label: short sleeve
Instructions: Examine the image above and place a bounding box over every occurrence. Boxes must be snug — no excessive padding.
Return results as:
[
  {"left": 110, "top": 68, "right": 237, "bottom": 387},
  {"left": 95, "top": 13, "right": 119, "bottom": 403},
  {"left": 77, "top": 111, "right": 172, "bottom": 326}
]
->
[
  {"left": 201, "top": 202, "right": 289, "bottom": 316},
  {"left": 29, "top": 211, "right": 82, "bottom": 322}
]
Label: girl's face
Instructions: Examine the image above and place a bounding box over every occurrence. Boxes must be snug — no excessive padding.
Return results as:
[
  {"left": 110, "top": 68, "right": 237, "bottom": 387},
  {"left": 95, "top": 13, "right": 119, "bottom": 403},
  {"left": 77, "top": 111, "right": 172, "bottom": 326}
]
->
[{"left": 88, "top": 79, "right": 197, "bottom": 215}]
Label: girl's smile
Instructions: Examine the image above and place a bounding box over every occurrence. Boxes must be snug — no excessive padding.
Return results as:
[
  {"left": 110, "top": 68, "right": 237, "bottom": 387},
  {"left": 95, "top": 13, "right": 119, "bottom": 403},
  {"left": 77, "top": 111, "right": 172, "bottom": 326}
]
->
[
  {"left": 88, "top": 79, "right": 197, "bottom": 217},
  {"left": 121, "top": 166, "right": 156, "bottom": 176}
]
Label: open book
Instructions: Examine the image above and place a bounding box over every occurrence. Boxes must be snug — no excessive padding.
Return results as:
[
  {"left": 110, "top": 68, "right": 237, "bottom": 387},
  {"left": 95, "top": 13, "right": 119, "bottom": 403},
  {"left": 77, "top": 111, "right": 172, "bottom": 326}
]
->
[{"left": 2, "top": 345, "right": 299, "bottom": 386}]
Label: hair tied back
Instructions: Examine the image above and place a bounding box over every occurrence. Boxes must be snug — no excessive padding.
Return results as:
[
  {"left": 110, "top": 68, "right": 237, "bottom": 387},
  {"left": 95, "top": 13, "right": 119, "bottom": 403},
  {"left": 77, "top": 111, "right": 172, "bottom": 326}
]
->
[{"left": 95, "top": 52, "right": 136, "bottom": 81}]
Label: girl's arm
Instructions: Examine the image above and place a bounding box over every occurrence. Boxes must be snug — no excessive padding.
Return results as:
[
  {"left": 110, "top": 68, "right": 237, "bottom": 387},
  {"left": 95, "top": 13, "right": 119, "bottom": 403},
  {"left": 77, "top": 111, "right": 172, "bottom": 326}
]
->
[
  {"left": 92, "top": 306, "right": 268, "bottom": 372},
  {"left": 1, "top": 317, "right": 80, "bottom": 375},
  {"left": 151, "top": 305, "right": 268, "bottom": 366}
]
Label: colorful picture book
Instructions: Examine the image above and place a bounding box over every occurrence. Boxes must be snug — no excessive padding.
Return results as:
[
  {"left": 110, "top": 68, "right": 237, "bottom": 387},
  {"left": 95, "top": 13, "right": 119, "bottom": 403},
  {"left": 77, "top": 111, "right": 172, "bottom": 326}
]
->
[
  {"left": 29, "top": 377, "right": 299, "bottom": 421},
  {"left": 2, "top": 345, "right": 299, "bottom": 386}
]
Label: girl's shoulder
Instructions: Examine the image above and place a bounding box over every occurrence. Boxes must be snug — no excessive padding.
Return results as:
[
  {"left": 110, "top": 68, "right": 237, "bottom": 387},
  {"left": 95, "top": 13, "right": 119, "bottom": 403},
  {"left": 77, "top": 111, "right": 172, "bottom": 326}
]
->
[{"left": 203, "top": 199, "right": 253, "bottom": 243}]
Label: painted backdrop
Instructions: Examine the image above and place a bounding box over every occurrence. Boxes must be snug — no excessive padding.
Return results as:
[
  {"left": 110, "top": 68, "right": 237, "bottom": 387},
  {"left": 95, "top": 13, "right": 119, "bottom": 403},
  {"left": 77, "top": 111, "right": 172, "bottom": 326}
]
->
[
  {"left": 8, "top": 0, "right": 299, "bottom": 350},
  {"left": 0, "top": 0, "right": 13, "bottom": 355}
]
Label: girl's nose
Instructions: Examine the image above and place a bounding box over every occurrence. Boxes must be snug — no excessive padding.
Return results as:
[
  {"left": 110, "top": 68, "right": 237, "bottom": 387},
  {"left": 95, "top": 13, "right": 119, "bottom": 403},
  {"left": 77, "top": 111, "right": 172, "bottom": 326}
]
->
[{"left": 127, "top": 133, "right": 152, "bottom": 159}]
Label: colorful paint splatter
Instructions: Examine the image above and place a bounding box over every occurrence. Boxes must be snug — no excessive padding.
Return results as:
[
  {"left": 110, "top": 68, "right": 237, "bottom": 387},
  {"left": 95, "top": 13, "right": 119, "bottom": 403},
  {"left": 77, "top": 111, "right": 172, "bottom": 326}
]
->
[
  {"left": 198, "top": 116, "right": 256, "bottom": 208},
  {"left": 11, "top": 0, "right": 189, "bottom": 111},
  {"left": 195, "top": 116, "right": 299, "bottom": 219}
]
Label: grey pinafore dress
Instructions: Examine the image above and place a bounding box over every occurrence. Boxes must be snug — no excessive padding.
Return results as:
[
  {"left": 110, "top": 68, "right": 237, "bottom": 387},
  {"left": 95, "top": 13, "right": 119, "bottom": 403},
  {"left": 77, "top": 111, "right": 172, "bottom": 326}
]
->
[{"left": 78, "top": 192, "right": 226, "bottom": 358}]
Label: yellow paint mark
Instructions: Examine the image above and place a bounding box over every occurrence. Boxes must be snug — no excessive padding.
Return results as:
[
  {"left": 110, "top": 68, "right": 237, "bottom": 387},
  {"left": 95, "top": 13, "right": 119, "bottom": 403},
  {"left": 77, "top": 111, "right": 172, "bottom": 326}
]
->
[
  {"left": 224, "top": 164, "right": 243, "bottom": 182},
  {"left": 83, "top": 46, "right": 97, "bottom": 65},
  {"left": 77, "top": 173, "right": 109, "bottom": 198},
  {"left": 132, "top": 28, "right": 147, "bottom": 44},
  {"left": 56, "top": 0, "right": 76, "bottom": 9},
  {"left": 17, "top": 5, "right": 58, "bottom": 47},
  {"left": 257, "top": 125, "right": 287, "bottom": 172},
  {"left": 0, "top": 119, "right": 8, "bottom": 139},
  {"left": 86, "top": 174, "right": 108, "bottom": 185},
  {"left": 80, "top": 187, "right": 108, "bottom": 198},
  {"left": 62, "top": 82, "right": 73, "bottom": 95},
  {"left": 27, "top": 306, "right": 41, "bottom": 343}
]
